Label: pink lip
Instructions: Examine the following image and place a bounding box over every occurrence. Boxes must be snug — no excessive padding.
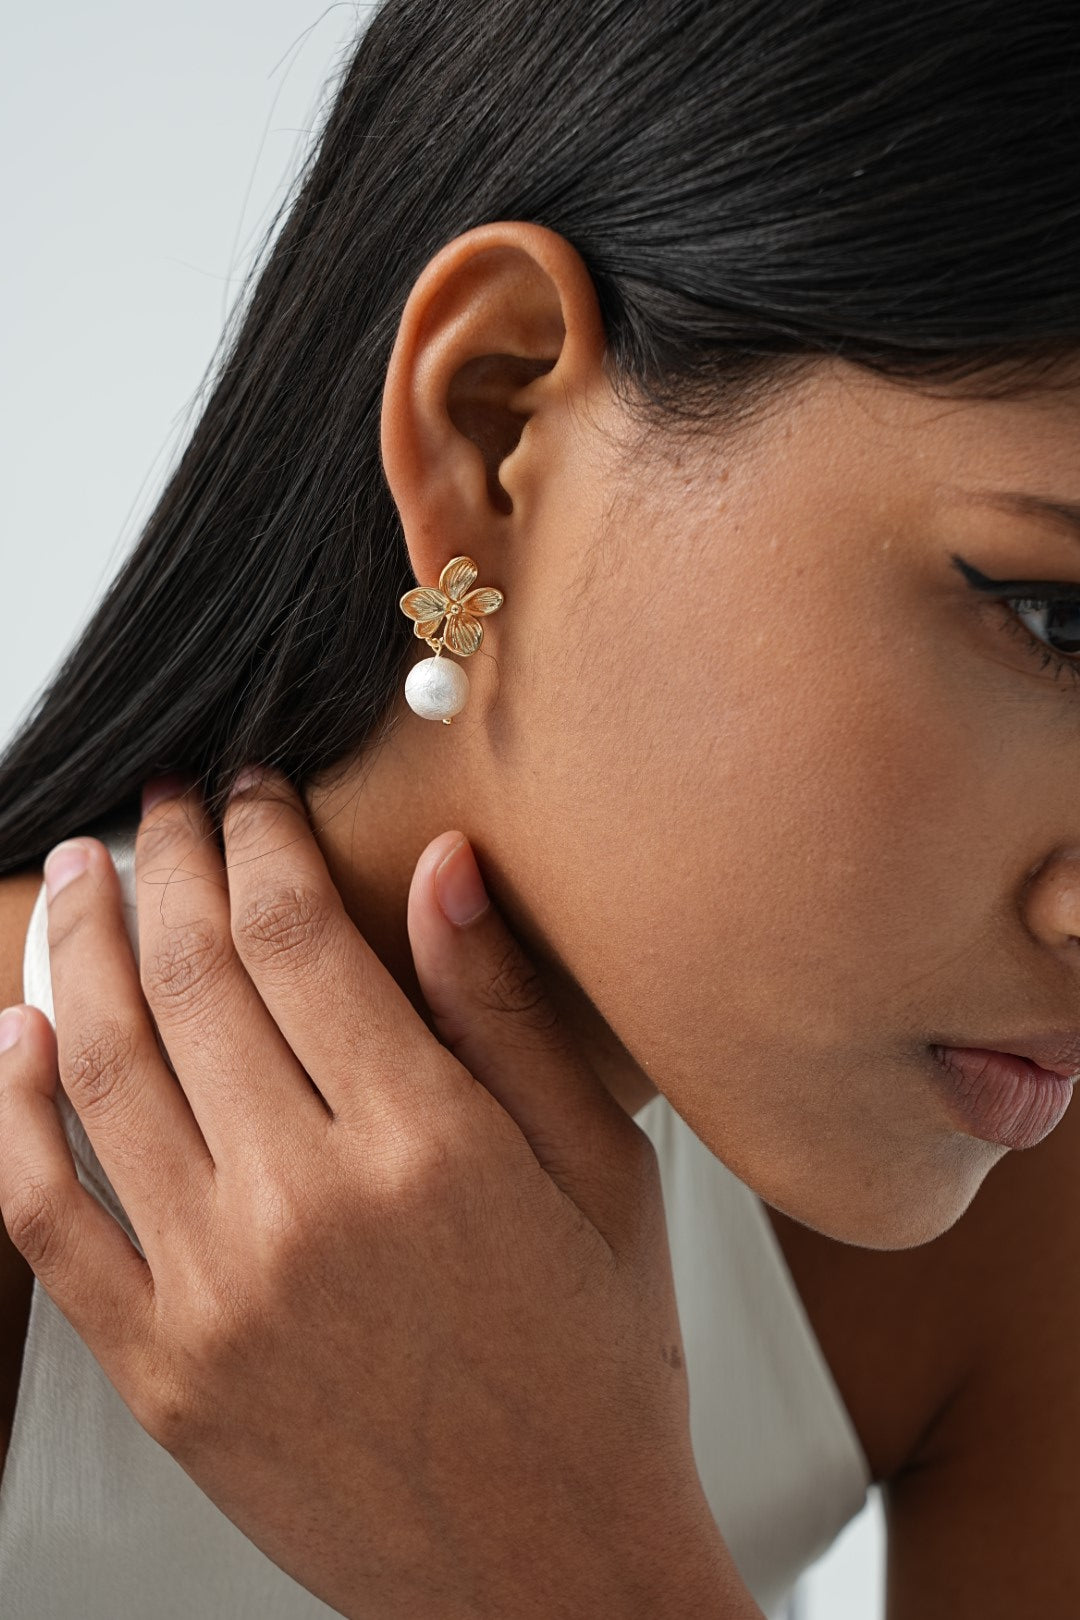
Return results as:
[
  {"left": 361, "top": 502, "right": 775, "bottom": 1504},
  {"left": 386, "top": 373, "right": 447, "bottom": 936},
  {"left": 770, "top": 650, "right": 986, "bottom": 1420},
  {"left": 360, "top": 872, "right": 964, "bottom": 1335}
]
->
[{"left": 931, "top": 1046, "right": 1075, "bottom": 1150}]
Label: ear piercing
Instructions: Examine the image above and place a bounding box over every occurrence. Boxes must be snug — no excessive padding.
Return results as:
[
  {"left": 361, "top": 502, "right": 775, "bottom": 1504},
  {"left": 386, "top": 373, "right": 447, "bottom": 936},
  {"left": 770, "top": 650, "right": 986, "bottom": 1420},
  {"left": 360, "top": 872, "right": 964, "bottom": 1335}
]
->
[{"left": 399, "top": 556, "right": 504, "bottom": 724}]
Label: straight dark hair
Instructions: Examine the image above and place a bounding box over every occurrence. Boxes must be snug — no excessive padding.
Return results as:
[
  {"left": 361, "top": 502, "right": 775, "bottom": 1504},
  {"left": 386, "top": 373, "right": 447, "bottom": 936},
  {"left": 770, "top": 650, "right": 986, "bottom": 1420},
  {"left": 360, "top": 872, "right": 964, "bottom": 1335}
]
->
[{"left": 2, "top": 0, "right": 1078, "bottom": 875}]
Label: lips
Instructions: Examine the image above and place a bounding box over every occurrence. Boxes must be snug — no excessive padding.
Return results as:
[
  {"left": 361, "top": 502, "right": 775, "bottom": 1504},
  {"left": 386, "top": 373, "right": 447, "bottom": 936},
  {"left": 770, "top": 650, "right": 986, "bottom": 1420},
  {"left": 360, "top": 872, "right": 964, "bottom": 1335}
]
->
[
  {"left": 962, "top": 1034, "right": 1080, "bottom": 1081},
  {"left": 930, "top": 1046, "right": 1075, "bottom": 1149}
]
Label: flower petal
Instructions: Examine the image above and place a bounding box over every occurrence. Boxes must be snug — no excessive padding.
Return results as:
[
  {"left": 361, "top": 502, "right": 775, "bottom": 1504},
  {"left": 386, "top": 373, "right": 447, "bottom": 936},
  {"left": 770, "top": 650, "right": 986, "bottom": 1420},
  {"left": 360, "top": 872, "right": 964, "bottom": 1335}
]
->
[
  {"left": 439, "top": 557, "right": 478, "bottom": 602},
  {"left": 413, "top": 617, "right": 445, "bottom": 639},
  {"left": 462, "top": 587, "right": 503, "bottom": 616},
  {"left": 400, "top": 586, "right": 449, "bottom": 622},
  {"left": 444, "top": 612, "right": 484, "bottom": 656}
]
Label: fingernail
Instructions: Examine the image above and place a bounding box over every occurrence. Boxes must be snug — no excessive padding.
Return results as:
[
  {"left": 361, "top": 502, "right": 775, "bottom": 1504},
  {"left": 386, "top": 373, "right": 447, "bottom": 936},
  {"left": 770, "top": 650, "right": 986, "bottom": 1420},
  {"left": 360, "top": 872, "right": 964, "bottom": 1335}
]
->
[
  {"left": 228, "top": 765, "right": 266, "bottom": 801},
  {"left": 0, "top": 1007, "right": 24, "bottom": 1054},
  {"left": 141, "top": 773, "right": 191, "bottom": 818},
  {"left": 434, "top": 836, "right": 490, "bottom": 928},
  {"left": 44, "top": 840, "right": 91, "bottom": 901}
]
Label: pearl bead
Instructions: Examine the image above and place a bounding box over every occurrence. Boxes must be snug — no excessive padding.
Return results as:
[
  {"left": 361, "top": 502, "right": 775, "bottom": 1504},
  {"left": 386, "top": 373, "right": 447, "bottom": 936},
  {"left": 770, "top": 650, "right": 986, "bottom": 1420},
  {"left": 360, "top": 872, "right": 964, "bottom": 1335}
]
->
[{"left": 405, "top": 655, "right": 470, "bottom": 721}]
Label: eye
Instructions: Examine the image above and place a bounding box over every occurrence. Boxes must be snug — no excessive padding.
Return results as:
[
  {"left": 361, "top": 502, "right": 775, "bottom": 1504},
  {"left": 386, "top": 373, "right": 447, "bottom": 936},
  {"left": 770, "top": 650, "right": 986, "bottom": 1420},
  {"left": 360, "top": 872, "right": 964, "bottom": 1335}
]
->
[
  {"left": 950, "top": 554, "right": 1080, "bottom": 689},
  {"left": 995, "top": 596, "right": 1080, "bottom": 686}
]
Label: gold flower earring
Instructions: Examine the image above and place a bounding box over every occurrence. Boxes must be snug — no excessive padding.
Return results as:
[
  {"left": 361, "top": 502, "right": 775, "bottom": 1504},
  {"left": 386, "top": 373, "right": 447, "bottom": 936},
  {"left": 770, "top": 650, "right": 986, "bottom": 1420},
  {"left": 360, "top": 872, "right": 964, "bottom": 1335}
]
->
[{"left": 399, "top": 556, "right": 504, "bottom": 724}]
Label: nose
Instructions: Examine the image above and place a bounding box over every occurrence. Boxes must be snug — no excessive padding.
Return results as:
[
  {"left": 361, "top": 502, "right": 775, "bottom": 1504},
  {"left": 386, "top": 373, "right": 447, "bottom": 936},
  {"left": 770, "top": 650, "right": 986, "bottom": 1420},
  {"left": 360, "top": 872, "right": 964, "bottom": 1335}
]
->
[{"left": 1021, "top": 847, "right": 1080, "bottom": 953}]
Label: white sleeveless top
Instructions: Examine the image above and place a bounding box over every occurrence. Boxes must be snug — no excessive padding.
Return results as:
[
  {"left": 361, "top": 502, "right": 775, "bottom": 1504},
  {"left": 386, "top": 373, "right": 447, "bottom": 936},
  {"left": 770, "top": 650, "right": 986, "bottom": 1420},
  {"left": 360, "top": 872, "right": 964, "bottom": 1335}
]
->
[{"left": 0, "top": 817, "right": 872, "bottom": 1619}]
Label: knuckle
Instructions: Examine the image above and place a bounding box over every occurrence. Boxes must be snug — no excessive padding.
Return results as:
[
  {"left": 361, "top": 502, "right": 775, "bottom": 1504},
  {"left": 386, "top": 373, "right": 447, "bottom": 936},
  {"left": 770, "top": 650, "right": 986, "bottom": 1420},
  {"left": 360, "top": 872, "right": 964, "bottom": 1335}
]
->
[
  {"left": 142, "top": 1291, "right": 247, "bottom": 1453},
  {"left": 4, "top": 1176, "right": 72, "bottom": 1273},
  {"left": 63, "top": 1017, "right": 139, "bottom": 1121},
  {"left": 138, "top": 1364, "right": 204, "bottom": 1455},
  {"left": 248, "top": 1172, "right": 316, "bottom": 1264},
  {"left": 141, "top": 918, "right": 230, "bottom": 1019},
  {"left": 369, "top": 1118, "right": 458, "bottom": 1213},
  {"left": 478, "top": 944, "right": 560, "bottom": 1037},
  {"left": 188, "top": 1284, "right": 252, "bottom": 1366},
  {"left": 232, "top": 882, "right": 331, "bottom": 971}
]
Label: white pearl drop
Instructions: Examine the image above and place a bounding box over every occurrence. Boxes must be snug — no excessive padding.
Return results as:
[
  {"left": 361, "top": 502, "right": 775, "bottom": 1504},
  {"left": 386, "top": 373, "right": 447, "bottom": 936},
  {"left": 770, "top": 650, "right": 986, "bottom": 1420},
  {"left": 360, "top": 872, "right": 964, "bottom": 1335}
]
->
[{"left": 405, "top": 655, "right": 470, "bottom": 721}]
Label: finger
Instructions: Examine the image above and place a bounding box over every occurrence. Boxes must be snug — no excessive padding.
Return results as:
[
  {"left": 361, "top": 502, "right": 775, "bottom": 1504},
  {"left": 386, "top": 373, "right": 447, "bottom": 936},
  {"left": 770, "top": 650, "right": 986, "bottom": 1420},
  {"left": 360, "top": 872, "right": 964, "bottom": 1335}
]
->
[
  {"left": 407, "top": 831, "right": 647, "bottom": 1218},
  {"left": 42, "top": 835, "right": 214, "bottom": 1253},
  {"left": 135, "top": 778, "right": 328, "bottom": 1164},
  {"left": 222, "top": 767, "right": 439, "bottom": 1121},
  {"left": 0, "top": 1003, "right": 154, "bottom": 1382}
]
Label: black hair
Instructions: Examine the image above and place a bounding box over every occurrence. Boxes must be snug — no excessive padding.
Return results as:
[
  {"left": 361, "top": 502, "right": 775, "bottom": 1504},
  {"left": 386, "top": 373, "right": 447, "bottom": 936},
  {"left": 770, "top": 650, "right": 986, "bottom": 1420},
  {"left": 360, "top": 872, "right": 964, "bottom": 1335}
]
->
[{"left": 1, "top": 0, "right": 1077, "bottom": 874}]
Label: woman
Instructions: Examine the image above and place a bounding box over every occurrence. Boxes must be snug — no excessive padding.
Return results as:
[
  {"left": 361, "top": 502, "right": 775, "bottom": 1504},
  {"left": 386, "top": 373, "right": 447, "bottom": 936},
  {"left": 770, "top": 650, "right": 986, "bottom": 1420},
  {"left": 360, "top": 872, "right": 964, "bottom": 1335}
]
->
[{"left": 0, "top": 0, "right": 1077, "bottom": 1614}]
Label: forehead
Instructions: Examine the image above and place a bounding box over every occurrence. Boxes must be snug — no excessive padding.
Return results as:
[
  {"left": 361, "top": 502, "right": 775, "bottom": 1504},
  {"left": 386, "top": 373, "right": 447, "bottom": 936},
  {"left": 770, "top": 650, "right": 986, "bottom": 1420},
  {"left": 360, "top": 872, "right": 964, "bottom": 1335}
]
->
[
  {"left": 603, "top": 360, "right": 1080, "bottom": 585},
  {"left": 607, "top": 355, "right": 1080, "bottom": 557},
  {"left": 726, "top": 359, "right": 1080, "bottom": 498}
]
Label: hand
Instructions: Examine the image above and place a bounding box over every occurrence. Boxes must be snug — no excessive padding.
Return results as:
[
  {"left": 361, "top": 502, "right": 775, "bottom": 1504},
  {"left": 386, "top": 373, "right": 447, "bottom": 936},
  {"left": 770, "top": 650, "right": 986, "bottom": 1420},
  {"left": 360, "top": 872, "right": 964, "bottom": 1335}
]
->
[{"left": 0, "top": 770, "right": 758, "bottom": 1620}]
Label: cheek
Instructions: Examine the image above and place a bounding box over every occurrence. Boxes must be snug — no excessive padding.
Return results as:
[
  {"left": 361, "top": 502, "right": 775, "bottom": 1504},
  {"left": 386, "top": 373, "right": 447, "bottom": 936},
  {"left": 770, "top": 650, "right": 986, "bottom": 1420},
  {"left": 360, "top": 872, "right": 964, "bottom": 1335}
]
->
[
  {"left": 531, "top": 576, "right": 936, "bottom": 1010},
  {"left": 561, "top": 640, "right": 944, "bottom": 1047},
  {"left": 520, "top": 554, "right": 985, "bottom": 1197}
]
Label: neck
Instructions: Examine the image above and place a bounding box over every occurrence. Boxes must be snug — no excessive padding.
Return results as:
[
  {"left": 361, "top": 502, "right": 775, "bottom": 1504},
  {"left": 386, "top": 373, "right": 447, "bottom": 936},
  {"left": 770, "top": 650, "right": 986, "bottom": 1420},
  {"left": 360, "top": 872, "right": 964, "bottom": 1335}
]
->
[{"left": 302, "top": 702, "right": 659, "bottom": 1121}]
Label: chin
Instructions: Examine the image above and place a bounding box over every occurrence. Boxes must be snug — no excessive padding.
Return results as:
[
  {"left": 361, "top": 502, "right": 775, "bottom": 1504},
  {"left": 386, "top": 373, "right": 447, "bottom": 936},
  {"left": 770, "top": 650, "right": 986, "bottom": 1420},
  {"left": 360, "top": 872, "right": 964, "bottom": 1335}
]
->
[
  {"left": 673, "top": 1071, "right": 1006, "bottom": 1251},
  {"left": 760, "top": 1134, "right": 1004, "bottom": 1251}
]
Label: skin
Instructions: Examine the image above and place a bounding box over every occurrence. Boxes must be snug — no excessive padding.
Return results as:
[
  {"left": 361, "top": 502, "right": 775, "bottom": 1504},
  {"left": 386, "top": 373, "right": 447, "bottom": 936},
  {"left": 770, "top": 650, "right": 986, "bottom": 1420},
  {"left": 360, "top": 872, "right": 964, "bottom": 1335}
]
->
[
  {"left": 2, "top": 219, "right": 1080, "bottom": 1614},
  {"left": 301, "top": 219, "right": 1080, "bottom": 1250},
  {"left": 0, "top": 789, "right": 756, "bottom": 1619}
]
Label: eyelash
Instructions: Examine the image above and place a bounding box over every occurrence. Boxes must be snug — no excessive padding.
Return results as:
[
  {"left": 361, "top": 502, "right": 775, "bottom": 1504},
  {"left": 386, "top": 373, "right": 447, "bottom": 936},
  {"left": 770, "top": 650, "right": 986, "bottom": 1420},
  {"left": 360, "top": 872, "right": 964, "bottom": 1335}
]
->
[
  {"left": 993, "top": 597, "right": 1080, "bottom": 689},
  {"left": 949, "top": 555, "right": 1080, "bottom": 691}
]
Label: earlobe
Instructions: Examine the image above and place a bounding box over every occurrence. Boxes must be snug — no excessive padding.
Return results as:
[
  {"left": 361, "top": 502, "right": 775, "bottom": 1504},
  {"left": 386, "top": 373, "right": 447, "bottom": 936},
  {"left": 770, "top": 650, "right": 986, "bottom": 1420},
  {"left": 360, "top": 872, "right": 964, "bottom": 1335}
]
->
[{"left": 379, "top": 220, "right": 608, "bottom": 583}]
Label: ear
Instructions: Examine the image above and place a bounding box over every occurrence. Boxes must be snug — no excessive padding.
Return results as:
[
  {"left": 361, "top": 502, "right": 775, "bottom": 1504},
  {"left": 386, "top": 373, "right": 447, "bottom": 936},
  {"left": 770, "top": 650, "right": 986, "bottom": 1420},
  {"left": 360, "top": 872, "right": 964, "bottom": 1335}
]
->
[{"left": 379, "top": 221, "right": 609, "bottom": 589}]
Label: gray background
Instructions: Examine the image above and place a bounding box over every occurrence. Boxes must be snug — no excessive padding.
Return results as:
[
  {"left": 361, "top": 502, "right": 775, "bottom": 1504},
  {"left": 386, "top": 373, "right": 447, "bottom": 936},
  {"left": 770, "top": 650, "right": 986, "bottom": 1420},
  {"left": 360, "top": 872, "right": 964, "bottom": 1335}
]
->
[{"left": 2, "top": 4, "right": 886, "bottom": 1612}]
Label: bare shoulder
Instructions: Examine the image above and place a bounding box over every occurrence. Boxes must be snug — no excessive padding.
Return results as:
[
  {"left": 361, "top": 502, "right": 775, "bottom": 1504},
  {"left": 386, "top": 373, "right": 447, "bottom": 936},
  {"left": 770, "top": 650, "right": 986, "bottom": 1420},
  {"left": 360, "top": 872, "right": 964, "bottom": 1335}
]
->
[{"left": 0, "top": 865, "right": 45, "bottom": 1482}]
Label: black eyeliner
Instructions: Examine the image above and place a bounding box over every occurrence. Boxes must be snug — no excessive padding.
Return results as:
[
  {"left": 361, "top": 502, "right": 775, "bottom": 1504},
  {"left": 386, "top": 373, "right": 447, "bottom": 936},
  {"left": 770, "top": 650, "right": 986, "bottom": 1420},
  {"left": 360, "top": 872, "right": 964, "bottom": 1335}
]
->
[{"left": 948, "top": 553, "right": 1080, "bottom": 599}]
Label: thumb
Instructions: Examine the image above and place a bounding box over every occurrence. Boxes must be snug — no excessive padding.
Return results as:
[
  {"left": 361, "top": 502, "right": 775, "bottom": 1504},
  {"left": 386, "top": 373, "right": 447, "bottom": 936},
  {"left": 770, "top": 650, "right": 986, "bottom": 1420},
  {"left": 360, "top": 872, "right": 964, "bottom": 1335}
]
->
[{"left": 406, "top": 830, "right": 647, "bottom": 1205}]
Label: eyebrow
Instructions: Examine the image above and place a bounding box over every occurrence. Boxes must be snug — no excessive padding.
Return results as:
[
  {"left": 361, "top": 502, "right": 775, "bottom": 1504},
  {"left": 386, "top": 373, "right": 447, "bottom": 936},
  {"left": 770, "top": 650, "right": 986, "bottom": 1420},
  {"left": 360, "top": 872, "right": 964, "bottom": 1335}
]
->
[{"left": 954, "top": 489, "right": 1080, "bottom": 545}]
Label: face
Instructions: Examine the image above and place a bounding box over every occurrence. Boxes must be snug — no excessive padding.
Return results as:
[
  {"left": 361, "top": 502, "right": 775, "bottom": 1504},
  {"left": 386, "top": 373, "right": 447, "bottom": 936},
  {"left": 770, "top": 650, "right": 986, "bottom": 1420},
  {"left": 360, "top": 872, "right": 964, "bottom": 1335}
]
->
[
  {"left": 314, "top": 228, "right": 1080, "bottom": 1252},
  {"left": 464, "top": 360, "right": 1080, "bottom": 1250}
]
